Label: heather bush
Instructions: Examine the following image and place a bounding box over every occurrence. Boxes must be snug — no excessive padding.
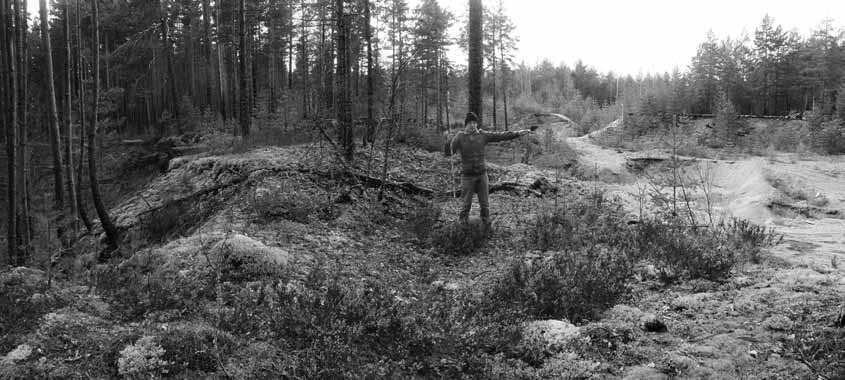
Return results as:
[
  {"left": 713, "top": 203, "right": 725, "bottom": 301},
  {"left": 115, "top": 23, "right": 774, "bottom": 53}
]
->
[
  {"left": 117, "top": 336, "right": 169, "bottom": 377},
  {"left": 0, "top": 268, "right": 55, "bottom": 352},
  {"left": 406, "top": 201, "right": 443, "bottom": 243},
  {"left": 487, "top": 245, "right": 634, "bottom": 323},
  {"left": 405, "top": 201, "right": 489, "bottom": 256},
  {"left": 430, "top": 220, "right": 491, "bottom": 256},
  {"left": 248, "top": 181, "right": 335, "bottom": 223},
  {"left": 636, "top": 217, "right": 780, "bottom": 281},
  {"left": 637, "top": 219, "right": 737, "bottom": 281},
  {"left": 718, "top": 218, "right": 782, "bottom": 264},
  {"left": 210, "top": 265, "right": 528, "bottom": 378},
  {"left": 524, "top": 196, "right": 636, "bottom": 253}
]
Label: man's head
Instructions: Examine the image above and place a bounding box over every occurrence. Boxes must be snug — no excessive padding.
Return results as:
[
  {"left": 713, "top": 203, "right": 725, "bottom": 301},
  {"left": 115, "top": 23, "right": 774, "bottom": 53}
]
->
[{"left": 464, "top": 112, "right": 479, "bottom": 133}]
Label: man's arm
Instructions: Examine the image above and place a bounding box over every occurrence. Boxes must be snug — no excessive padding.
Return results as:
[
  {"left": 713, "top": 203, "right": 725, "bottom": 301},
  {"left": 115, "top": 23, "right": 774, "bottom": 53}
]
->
[{"left": 482, "top": 129, "right": 532, "bottom": 143}]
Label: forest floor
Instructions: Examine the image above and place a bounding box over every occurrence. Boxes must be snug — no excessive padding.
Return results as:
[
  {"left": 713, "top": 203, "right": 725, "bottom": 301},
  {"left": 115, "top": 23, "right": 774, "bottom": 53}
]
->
[{"left": 1, "top": 120, "right": 843, "bottom": 379}]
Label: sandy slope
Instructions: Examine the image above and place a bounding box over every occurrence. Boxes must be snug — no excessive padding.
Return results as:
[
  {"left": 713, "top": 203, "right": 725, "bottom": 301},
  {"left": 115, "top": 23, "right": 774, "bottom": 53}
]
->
[
  {"left": 567, "top": 124, "right": 845, "bottom": 274},
  {"left": 546, "top": 119, "right": 845, "bottom": 378}
]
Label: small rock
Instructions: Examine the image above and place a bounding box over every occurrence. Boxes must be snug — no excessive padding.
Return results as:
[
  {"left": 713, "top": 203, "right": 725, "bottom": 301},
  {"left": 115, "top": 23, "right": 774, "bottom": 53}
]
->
[
  {"left": 622, "top": 365, "right": 669, "bottom": 380},
  {"left": 522, "top": 320, "right": 580, "bottom": 352},
  {"left": 641, "top": 314, "right": 667, "bottom": 333},
  {"left": 430, "top": 280, "right": 460, "bottom": 291},
  {"left": 2, "top": 344, "right": 33, "bottom": 364},
  {"left": 604, "top": 304, "right": 646, "bottom": 324},
  {"left": 763, "top": 315, "right": 792, "bottom": 331}
]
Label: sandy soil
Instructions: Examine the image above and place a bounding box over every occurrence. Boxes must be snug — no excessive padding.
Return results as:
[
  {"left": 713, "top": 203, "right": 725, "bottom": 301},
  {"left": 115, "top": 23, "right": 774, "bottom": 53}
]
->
[{"left": 558, "top": 120, "right": 844, "bottom": 378}]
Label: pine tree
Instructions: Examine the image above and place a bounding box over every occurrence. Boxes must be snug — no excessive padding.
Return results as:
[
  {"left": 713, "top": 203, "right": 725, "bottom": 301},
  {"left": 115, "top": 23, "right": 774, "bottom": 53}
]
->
[
  {"left": 467, "top": 0, "right": 482, "bottom": 124},
  {"left": 64, "top": 0, "right": 79, "bottom": 233},
  {"left": 90, "top": 0, "right": 119, "bottom": 254},
  {"left": 336, "top": 0, "right": 353, "bottom": 160},
  {"left": 363, "top": 0, "right": 375, "bottom": 144},
  {"left": 238, "top": 0, "right": 250, "bottom": 136},
  {"left": 75, "top": 0, "right": 92, "bottom": 232},
  {"left": 714, "top": 90, "right": 741, "bottom": 146},
  {"left": 39, "top": 0, "right": 68, "bottom": 247},
  {"left": 3, "top": 0, "right": 19, "bottom": 263}
]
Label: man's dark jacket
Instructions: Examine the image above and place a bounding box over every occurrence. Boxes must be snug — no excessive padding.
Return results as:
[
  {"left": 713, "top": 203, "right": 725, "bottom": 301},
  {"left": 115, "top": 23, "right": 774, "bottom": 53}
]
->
[{"left": 446, "top": 130, "right": 524, "bottom": 175}]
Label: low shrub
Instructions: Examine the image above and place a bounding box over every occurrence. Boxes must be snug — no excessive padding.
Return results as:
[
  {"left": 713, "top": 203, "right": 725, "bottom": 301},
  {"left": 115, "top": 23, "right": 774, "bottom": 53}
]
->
[
  {"left": 155, "top": 323, "right": 237, "bottom": 375},
  {"left": 718, "top": 218, "right": 782, "bottom": 264},
  {"left": 637, "top": 220, "right": 737, "bottom": 281},
  {"left": 203, "top": 263, "right": 535, "bottom": 378},
  {"left": 405, "top": 202, "right": 489, "bottom": 255},
  {"left": 117, "top": 336, "right": 169, "bottom": 377},
  {"left": 637, "top": 217, "right": 781, "bottom": 281},
  {"left": 92, "top": 253, "right": 213, "bottom": 321},
  {"left": 93, "top": 233, "right": 289, "bottom": 320},
  {"left": 431, "top": 220, "right": 490, "bottom": 256},
  {"left": 406, "top": 201, "right": 443, "bottom": 243},
  {"left": 524, "top": 196, "right": 636, "bottom": 253},
  {"left": 0, "top": 268, "right": 55, "bottom": 352},
  {"left": 248, "top": 181, "right": 335, "bottom": 223},
  {"left": 486, "top": 245, "right": 634, "bottom": 323}
]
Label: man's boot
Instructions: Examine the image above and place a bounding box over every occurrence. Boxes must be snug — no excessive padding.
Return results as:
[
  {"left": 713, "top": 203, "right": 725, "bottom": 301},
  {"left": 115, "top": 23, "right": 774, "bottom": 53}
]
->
[{"left": 480, "top": 208, "right": 491, "bottom": 231}]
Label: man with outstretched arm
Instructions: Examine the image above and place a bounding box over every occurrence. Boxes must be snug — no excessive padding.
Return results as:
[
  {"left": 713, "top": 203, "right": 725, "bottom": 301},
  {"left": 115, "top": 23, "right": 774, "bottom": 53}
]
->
[{"left": 445, "top": 112, "right": 537, "bottom": 225}]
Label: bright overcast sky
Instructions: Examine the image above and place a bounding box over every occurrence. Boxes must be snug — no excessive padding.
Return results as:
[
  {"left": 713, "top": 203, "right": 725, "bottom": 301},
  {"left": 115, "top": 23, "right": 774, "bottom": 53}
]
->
[
  {"left": 435, "top": 0, "right": 845, "bottom": 76},
  {"left": 29, "top": 0, "right": 844, "bottom": 76}
]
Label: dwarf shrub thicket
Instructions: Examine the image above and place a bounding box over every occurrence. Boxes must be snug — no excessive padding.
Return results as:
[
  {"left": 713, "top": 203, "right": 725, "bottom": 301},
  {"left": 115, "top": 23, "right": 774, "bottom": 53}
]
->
[
  {"left": 488, "top": 245, "right": 634, "bottom": 323},
  {"left": 406, "top": 202, "right": 490, "bottom": 256},
  {"left": 248, "top": 182, "right": 335, "bottom": 223}
]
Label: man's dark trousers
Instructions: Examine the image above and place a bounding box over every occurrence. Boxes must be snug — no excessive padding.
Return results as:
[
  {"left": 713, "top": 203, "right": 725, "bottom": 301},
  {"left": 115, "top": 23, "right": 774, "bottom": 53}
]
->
[{"left": 460, "top": 173, "right": 489, "bottom": 223}]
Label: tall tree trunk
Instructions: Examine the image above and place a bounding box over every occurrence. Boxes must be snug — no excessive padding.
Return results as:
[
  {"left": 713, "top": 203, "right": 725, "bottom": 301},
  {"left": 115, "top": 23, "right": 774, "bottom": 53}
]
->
[
  {"left": 16, "top": 0, "right": 32, "bottom": 258},
  {"left": 90, "top": 0, "right": 119, "bottom": 253},
  {"left": 183, "top": 15, "right": 194, "bottom": 105},
  {"left": 364, "top": 0, "right": 374, "bottom": 145},
  {"left": 468, "top": 0, "right": 483, "bottom": 124},
  {"left": 75, "top": 0, "right": 92, "bottom": 231},
  {"left": 445, "top": 66, "right": 450, "bottom": 127},
  {"left": 335, "top": 0, "right": 352, "bottom": 160},
  {"left": 269, "top": 13, "right": 277, "bottom": 115},
  {"left": 64, "top": 1, "right": 79, "bottom": 233},
  {"left": 161, "top": 1, "right": 178, "bottom": 121},
  {"left": 288, "top": 1, "right": 293, "bottom": 90},
  {"left": 202, "top": 0, "right": 213, "bottom": 112},
  {"left": 216, "top": 3, "right": 227, "bottom": 120},
  {"left": 40, "top": 0, "right": 68, "bottom": 247},
  {"left": 500, "top": 39, "right": 509, "bottom": 130},
  {"left": 238, "top": 0, "right": 249, "bottom": 136},
  {"left": 103, "top": 34, "right": 108, "bottom": 89},
  {"left": 491, "top": 53, "right": 497, "bottom": 129},
  {"left": 3, "top": 0, "right": 18, "bottom": 263},
  {"left": 298, "top": 0, "right": 308, "bottom": 118},
  {"left": 497, "top": 0, "right": 508, "bottom": 130},
  {"left": 318, "top": 6, "right": 327, "bottom": 116},
  {"left": 230, "top": 7, "right": 238, "bottom": 123},
  {"left": 436, "top": 49, "right": 443, "bottom": 130},
  {"left": 250, "top": 24, "right": 257, "bottom": 115}
]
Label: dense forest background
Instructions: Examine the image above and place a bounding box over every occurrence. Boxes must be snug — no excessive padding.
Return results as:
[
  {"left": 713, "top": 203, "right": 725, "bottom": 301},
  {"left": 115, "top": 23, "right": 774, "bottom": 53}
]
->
[{"left": 1, "top": 0, "right": 844, "bottom": 264}]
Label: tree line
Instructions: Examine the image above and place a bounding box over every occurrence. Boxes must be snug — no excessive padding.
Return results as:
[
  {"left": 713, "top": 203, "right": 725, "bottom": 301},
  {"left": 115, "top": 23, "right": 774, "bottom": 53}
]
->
[{"left": 1, "top": 1, "right": 843, "bottom": 264}]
